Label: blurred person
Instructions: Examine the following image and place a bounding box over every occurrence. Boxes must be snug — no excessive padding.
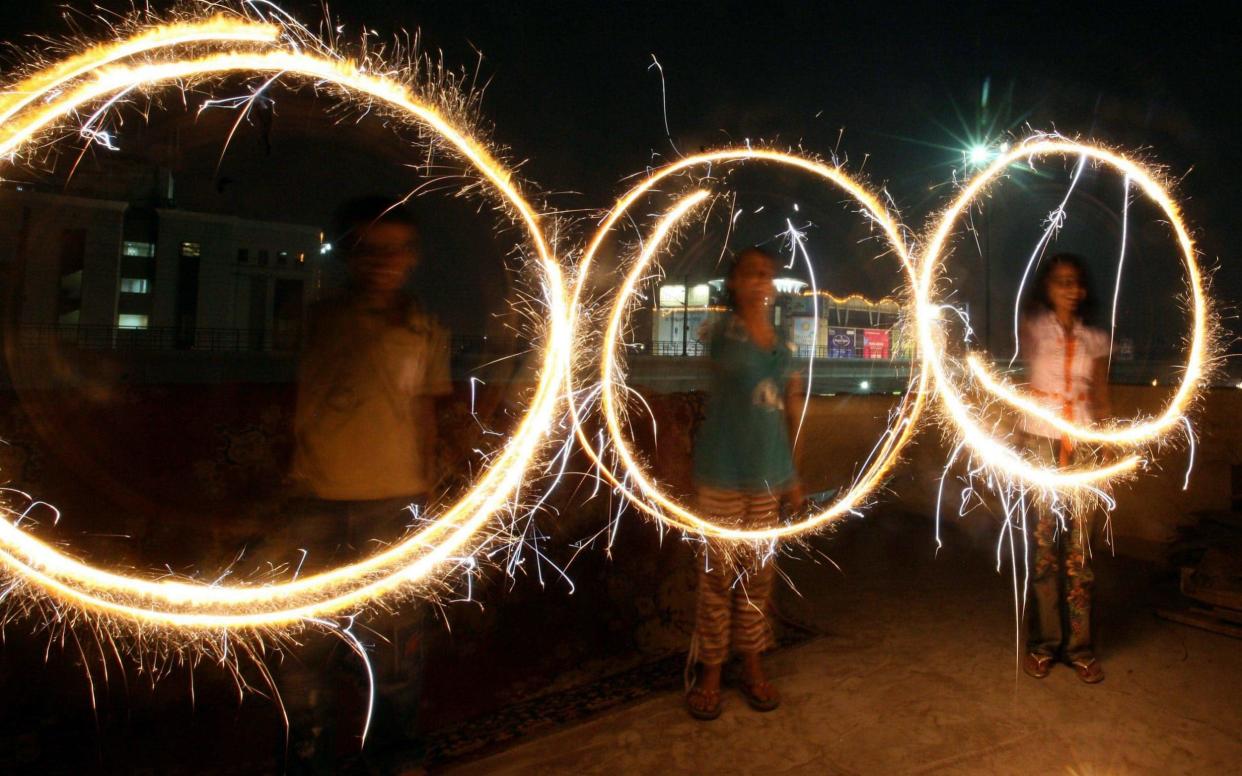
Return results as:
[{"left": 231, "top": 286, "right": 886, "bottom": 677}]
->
[
  {"left": 684, "top": 246, "right": 805, "bottom": 720},
  {"left": 284, "top": 196, "right": 452, "bottom": 765},
  {"left": 1019, "top": 252, "right": 1110, "bottom": 684},
  {"left": 290, "top": 196, "right": 452, "bottom": 540}
]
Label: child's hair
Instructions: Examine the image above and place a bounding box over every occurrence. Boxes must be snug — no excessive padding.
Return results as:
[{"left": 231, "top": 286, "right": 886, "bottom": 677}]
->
[
  {"left": 1025, "top": 252, "right": 1098, "bottom": 324},
  {"left": 333, "top": 196, "right": 421, "bottom": 255},
  {"left": 721, "top": 246, "right": 778, "bottom": 309}
]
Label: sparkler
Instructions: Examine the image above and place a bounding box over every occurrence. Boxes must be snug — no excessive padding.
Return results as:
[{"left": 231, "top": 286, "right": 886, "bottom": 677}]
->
[
  {"left": 0, "top": 12, "right": 570, "bottom": 634},
  {"left": 572, "top": 148, "right": 928, "bottom": 542},
  {"left": 915, "top": 137, "right": 1212, "bottom": 491}
]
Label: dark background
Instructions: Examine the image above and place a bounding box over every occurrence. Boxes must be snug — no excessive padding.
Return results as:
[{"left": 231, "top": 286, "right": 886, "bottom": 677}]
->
[
  {"left": 0, "top": 1, "right": 1237, "bottom": 772},
  {"left": 3, "top": 0, "right": 1235, "bottom": 354}
]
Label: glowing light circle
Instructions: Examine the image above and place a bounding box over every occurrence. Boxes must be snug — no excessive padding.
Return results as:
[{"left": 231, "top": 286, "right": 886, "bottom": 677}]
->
[
  {"left": 0, "top": 20, "right": 570, "bottom": 628},
  {"left": 572, "top": 149, "right": 929, "bottom": 541},
  {"left": 915, "top": 138, "right": 1209, "bottom": 489}
]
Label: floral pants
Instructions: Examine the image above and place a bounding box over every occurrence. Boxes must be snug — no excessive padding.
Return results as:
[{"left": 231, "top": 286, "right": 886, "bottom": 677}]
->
[{"left": 1024, "top": 436, "right": 1095, "bottom": 661}]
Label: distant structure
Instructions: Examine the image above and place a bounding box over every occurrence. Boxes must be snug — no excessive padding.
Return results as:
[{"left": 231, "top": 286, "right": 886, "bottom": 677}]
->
[
  {"left": 0, "top": 170, "right": 324, "bottom": 356},
  {"left": 648, "top": 276, "right": 909, "bottom": 360}
]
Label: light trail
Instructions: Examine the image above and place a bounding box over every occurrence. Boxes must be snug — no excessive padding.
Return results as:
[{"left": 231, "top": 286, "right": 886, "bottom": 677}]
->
[
  {"left": 0, "top": 15, "right": 570, "bottom": 630},
  {"left": 915, "top": 137, "right": 1211, "bottom": 490},
  {"left": 573, "top": 148, "right": 927, "bottom": 542},
  {"left": 1108, "top": 175, "right": 1133, "bottom": 371}
]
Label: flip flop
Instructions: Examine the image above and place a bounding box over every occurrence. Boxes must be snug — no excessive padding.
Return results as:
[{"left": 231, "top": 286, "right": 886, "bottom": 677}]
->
[
  {"left": 739, "top": 679, "right": 780, "bottom": 712},
  {"left": 685, "top": 686, "right": 723, "bottom": 720},
  {"left": 1023, "top": 651, "right": 1054, "bottom": 679},
  {"left": 1070, "top": 657, "right": 1105, "bottom": 684}
]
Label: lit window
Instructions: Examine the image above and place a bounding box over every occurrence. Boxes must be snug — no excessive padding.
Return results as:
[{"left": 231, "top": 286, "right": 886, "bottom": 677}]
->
[
  {"left": 123, "top": 241, "right": 155, "bottom": 258},
  {"left": 277, "top": 250, "right": 289, "bottom": 265},
  {"left": 119, "top": 277, "right": 150, "bottom": 294},
  {"left": 117, "top": 314, "right": 149, "bottom": 329},
  {"left": 179, "top": 242, "right": 201, "bottom": 257},
  {"left": 658, "top": 284, "right": 686, "bottom": 307}
]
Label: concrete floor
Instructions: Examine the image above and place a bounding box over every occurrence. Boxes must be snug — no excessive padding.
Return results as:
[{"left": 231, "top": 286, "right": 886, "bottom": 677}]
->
[{"left": 447, "top": 516, "right": 1242, "bottom": 775}]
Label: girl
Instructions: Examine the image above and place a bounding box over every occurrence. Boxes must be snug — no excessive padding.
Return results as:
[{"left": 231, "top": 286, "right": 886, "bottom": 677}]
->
[
  {"left": 685, "top": 246, "right": 805, "bottom": 719},
  {"left": 1019, "top": 253, "right": 1110, "bottom": 684}
]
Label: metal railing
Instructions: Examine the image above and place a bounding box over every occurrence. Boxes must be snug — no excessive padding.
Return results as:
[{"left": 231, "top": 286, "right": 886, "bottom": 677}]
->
[
  {"left": 647, "top": 340, "right": 913, "bottom": 361},
  {"left": 650, "top": 340, "right": 707, "bottom": 357},
  {"left": 13, "top": 324, "right": 297, "bottom": 353},
  {"left": 12, "top": 324, "right": 496, "bottom": 357}
]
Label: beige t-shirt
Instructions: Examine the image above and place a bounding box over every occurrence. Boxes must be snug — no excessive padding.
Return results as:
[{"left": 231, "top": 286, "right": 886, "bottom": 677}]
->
[{"left": 291, "top": 297, "right": 452, "bottom": 500}]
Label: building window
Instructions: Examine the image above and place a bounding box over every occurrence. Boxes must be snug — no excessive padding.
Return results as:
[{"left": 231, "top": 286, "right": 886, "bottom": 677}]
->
[
  {"left": 179, "top": 242, "right": 201, "bottom": 258},
  {"left": 119, "top": 277, "right": 150, "bottom": 294},
  {"left": 123, "top": 241, "right": 155, "bottom": 258},
  {"left": 658, "top": 285, "right": 684, "bottom": 307},
  {"left": 117, "top": 314, "right": 149, "bottom": 329},
  {"left": 277, "top": 250, "right": 289, "bottom": 265},
  {"left": 237, "top": 248, "right": 249, "bottom": 263},
  {"left": 258, "top": 249, "right": 269, "bottom": 266}
]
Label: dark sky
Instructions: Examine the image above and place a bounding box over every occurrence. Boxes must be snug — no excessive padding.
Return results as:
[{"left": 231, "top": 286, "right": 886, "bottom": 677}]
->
[{"left": 2, "top": 1, "right": 1238, "bottom": 352}]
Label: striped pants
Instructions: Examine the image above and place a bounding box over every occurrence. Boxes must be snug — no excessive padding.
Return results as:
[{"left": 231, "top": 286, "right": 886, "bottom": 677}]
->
[{"left": 692, "top": 486, "right": 780, "bottom": 666}]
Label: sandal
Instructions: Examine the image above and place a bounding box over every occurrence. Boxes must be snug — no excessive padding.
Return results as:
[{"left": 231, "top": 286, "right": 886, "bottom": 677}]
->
[
  {"left": 739, "top": 679, "right": 781, "bottom": 712},
  {"left": 1070, "top": 657, "right": 1105, "bottom": 684},
  {"left": 1023, "top": 651, "right": 1054, "bottom": 679},
  {"left": 685, "top": 686, "right": 723, "bottom": 720}
]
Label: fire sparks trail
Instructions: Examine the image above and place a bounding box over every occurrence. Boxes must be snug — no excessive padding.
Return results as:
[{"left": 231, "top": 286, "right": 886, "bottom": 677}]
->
[
  {"left": 915, "top": 137, "right": 1212, "bottom": 491},
  {"left": 572, "top": 148, "right": 928, "bottom": 542},
  {"left": 0, "top": 12, "right": 570, "bottom": 632}
]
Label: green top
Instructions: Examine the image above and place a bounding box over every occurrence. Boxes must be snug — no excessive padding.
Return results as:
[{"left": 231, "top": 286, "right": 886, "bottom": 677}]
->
[{"left": 693, "top": 315, "right": 799, "bottom": 492}]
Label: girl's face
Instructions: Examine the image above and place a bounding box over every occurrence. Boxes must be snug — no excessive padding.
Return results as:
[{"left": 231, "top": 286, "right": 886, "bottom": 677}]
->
[
  {"left": 1046, "top": 261, "right": 1086, "bottom": 318},
  {"left": 728, "top": 252, "right": 776, "bottom": 314}
]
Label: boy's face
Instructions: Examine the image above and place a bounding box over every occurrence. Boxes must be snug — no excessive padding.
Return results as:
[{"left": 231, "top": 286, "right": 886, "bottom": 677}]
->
[{"left": 347, "top": 221, "right": 419, "bottom": 294}]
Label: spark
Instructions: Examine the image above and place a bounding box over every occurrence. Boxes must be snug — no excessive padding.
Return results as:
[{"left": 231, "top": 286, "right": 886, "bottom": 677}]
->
[
  {"left": 1108, "top": 175, "right": 1132, "bottom": 370},
  {"left": 782, "top": 217, "right": 818, "bottom": 450},
  {"left": 0, "top": 10, "right": 571, "bottom": 634},
  {"left": 1009, "top": 153, "right": 1088, "bottom": 365},
  {"left": 1181, "top": 416, "right": 1196, "bottom": 491},
  {"left": 916, "top": 137, "right": 1212, "bottom": 491},
  {"left": 573, "top": 147, "right": 927, "bottom": 542}
]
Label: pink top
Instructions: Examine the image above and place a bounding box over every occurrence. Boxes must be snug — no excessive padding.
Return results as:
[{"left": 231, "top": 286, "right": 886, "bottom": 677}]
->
[{"left": 1021, "top": 310, "right": 1109, "bottom": 439}]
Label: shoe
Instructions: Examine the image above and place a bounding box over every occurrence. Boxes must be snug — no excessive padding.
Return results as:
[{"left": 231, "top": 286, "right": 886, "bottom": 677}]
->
[
  {"left": 1023, "top": 651, "right": 1054, "bottom": 679},
  {"left": 685, "top": 686, "right": 723, "bottom": 720},
  {"left": 739, "top": 679, "right": 781, "bottom": 712},
  {"left": 1070, "top": 656, "right": 1104, "bottom": 684}
]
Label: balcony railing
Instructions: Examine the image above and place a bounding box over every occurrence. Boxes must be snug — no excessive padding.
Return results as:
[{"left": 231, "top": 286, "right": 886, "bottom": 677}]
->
[
  {"left": 647, "top": 340, "right": 912, "bottom": 361},
  {"left": 650, "top": 340, "right": 707, "bottom": 357},
  {"left": 14, "top": 324, "right": 295, "bottom": 353},
  {"left": 12, "top": 324, "right": 493, "bottom": 356}
]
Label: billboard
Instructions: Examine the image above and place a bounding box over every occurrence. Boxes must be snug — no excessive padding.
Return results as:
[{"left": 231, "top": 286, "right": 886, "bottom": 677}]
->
[
  {"left": 863, "top": 328, "right": 890, "bottom": 359},
  {"left": 789, "top": 316, "right": 826, "bottom": 352},
  {"left": 828, "top": 327, "right": 858, "bottom": 358}
]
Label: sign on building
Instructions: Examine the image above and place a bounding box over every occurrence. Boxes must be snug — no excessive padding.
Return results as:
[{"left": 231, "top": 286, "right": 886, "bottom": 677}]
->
[{"left": 828, "top": 327, "right": 858, "bottom": 359}]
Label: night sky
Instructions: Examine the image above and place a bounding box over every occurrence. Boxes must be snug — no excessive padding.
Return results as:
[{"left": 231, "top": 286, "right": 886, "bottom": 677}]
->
[{"left": 1, "top": 1, "right": 1238, "bottom": 356}]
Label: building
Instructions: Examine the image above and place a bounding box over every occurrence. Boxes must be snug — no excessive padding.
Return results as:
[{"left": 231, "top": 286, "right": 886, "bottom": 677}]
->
[
  {"left": 0, "top": 183, "right": 324, "bottom": 354},
  {"left": 649, "top": 276, "right": 909, "bottom": 361}
]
